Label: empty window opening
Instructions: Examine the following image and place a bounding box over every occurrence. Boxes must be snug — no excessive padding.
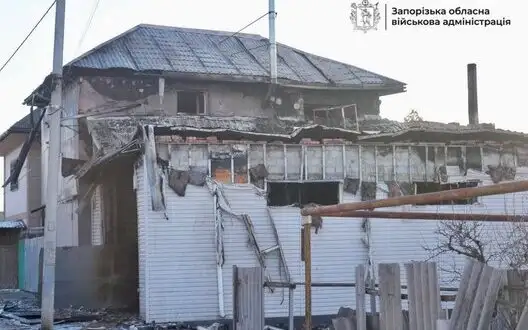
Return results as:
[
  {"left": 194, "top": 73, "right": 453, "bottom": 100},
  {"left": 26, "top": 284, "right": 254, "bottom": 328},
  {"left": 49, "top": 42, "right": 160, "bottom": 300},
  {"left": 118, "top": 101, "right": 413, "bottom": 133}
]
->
[
  {"left": 267, "top": 182, "right": 340, "bottom": 207},
  {"left": 10, "top": 160, "right": 19, "bottom": 191},
  {"left": 211, "top": 155, "right": 231, "bottom": 184},
  {"left": 177, "top": 91, "right": 206, "bottom": 114},
  {"left": 308, "top": 104, "right": 357, "bottom": 128},
  {"left": 413, "top": 181, "right": 479, "bottom": 205}
]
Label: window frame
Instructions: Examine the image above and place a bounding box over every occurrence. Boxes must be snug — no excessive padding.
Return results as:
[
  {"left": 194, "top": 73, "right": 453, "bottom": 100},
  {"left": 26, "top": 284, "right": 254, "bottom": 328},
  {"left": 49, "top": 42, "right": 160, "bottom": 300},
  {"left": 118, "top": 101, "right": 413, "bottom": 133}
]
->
[{"left": 176, "top": 90, "right": 207, "bottom": 115}]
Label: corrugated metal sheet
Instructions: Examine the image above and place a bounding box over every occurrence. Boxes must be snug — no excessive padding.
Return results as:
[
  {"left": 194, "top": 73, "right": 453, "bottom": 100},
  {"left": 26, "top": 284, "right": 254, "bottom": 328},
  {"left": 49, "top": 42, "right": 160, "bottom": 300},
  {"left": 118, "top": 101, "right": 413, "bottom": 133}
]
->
[
  {"left": 135, "top": 154, "right": 528, "bottom": 323},
  {"left": 68, "top": 25, "right": 404, "bottom": 89},
  {"left": 136, "top": 161, "right": 147, "bottom": 320},
  {"left": 0, "top": 220, "right": 26, "bottom": 229},
  {"left": 138, "top": 158, "right": 217, "bottom": 323},
  {"left": 21, "top": 236, "right": 42, "bottom": 293},
  {"left": 220, "top": 185, "right": 291, "bottom": 317},
  {"left": 91, "top": 185, "right": 103, "bottom": 246},
  {"left": 137, "top": 159, "right": 370, "bottom": 321},
  {"left": 309, "top": 190, "right": 367, "bottom": 315}
]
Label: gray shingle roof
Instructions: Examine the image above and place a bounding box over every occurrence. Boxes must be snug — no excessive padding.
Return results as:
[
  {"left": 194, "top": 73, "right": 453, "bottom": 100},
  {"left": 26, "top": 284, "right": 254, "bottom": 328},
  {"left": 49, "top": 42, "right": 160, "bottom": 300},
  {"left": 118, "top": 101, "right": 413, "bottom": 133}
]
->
[
  {"left": 0, "top": 109, "right": 44, "bottom": 143},
  {"left": 0, "top": 219, "right": 26, "bottom": 229},
  {"left": 67, "top": 24, "right": 405, "bottom": 90}
]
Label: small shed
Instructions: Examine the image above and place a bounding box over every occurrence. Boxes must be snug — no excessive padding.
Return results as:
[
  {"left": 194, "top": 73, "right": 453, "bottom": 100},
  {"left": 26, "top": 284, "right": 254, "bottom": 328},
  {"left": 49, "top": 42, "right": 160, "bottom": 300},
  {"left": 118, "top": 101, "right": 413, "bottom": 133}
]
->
[{"left": 0, "top": 219, "right": 25, "bottom": 289}]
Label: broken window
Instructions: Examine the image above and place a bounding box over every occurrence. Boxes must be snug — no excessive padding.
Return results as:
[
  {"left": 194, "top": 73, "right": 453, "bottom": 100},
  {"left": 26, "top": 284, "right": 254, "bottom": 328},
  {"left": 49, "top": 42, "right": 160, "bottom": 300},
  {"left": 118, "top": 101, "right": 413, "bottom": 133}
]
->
[
  {"left": 466, "top": 147, "right": 482, "bottom": 170},
  {"left": 177, "top": 91, "right": 206, "bottom": 114},
  {"left": 267, "top": 182, "right": 340, "bottom": 207},
  {"left": 210, "top": 149, "right": 248, "bottom": 184},
  {"left": 413, "top": 181, "right": 479, "bottom": 205},
  {"left": 309, "top": 104, "right": 357, "bottom": 128},
  {"left": 10, "top": 160, "right": 18, "bottom": 191},
  {"left": 211, "top": 154, "right": 231, "bottom": 184}
]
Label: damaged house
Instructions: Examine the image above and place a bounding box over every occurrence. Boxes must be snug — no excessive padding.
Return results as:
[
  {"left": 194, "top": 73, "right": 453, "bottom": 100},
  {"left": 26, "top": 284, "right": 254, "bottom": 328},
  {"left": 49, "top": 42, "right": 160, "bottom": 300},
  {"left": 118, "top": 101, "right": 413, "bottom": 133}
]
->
[{"left": 6, "top": 23, "right": 528, "bottom": 324}]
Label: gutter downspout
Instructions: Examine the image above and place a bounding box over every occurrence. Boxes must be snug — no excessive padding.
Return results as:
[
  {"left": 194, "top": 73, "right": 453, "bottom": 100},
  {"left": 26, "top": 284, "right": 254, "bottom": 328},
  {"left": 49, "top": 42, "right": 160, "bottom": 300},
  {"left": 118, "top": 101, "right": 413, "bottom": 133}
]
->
[{"left": 213, "top": 187, "right": 226, "bottom": 317}]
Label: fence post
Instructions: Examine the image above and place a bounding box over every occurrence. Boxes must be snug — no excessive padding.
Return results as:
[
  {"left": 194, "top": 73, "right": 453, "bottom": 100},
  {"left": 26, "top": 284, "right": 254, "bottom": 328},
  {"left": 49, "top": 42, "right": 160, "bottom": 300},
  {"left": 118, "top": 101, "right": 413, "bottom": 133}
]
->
[
  {"left": 404, "top": 263, "right": 417, "bottom": 330},
  {"left": 356, "top": 264, "right": 367, "bottom": 330},
  {"left": 232, "top": 266, "right": 264, "bottom": 330},
  {"left": 379, "top": 263, "right": 403, "bottom": 330}
]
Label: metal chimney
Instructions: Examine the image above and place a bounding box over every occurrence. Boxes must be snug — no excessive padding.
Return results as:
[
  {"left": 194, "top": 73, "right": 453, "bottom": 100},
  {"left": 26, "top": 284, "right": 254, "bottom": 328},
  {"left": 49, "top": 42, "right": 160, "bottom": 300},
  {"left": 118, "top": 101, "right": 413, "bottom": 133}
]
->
[
  {"left": 269, "top": 0, "right": 277, "bottom": 84},
  {"left": 467, "top": 63, "right": 479, "bottom": 126}
]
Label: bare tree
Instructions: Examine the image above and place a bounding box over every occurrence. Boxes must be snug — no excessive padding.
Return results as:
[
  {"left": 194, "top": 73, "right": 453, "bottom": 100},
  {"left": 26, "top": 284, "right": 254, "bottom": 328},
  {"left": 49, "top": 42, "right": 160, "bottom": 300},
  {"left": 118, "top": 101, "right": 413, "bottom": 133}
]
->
[
  {"left": 424, "top": 219, "right": 528, "bottom": 329},
  {"left": 404, "top": 109, "right": 423, "bottom": 122}
]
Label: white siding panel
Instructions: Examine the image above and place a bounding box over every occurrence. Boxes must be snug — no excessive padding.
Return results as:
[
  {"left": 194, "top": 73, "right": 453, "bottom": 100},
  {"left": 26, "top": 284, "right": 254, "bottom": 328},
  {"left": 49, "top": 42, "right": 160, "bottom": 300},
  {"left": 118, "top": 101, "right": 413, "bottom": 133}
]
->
[
  {"left": 142, "top": 169, "right": 217, "bottom": 323},
  {"left": 268, "top": 206, "right": 305, "bottom": 318},
  {"left": 4, "top": 144, "right": 28, "bottom": 219},
  {"left": 91, "top": 185, "right": 103, "bottom": 246},
  {"left": 309, "top": 191, "right": 366, "bottom": 315},
  {"left": 136, "top": 162, "right": 148, "bottom": 320},
  {"left": 220, "top": 185, "right": 293, "bottom": 318}
]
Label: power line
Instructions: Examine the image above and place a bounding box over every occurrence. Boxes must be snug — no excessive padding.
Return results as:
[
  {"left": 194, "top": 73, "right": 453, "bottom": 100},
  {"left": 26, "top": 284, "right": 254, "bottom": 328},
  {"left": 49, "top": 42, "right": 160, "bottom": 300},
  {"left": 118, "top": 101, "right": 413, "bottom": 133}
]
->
[
  {"left": 218, "top": 11, "right": 272, "bottom": 44},
  {"left": 0, "top": 1, "right": 56, "bottom": 75},
  {"left": 75, "top": 0, "right": 102, "bottom": 54}
]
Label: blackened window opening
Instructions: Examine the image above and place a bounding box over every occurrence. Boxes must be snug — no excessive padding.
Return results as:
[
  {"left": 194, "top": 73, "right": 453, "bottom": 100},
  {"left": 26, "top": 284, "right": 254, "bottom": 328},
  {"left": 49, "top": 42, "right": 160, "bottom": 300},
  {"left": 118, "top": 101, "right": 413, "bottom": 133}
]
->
[
  {"left": 178, "top": 91, "right": 205, "bottom": 114},
  {"left": 267, "top": 182, "right": 340, "bottom": 207},
  {"left": 413, "top": 181, "right": 479, "bottom": 205}
]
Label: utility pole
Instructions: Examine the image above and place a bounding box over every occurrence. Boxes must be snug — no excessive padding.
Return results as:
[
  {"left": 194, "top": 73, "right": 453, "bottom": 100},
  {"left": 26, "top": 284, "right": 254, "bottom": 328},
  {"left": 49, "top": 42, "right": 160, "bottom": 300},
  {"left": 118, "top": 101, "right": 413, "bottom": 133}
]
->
[{"left": 41, "top": 0, "right": 65, "bottom": 328}]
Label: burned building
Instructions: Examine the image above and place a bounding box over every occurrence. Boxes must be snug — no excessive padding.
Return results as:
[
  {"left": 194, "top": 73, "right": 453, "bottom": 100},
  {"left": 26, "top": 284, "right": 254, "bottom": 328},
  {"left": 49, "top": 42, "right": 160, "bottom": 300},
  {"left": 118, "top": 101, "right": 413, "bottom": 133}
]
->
[{"left": 6, "top": 24, "right": 528, "bottom": 324}]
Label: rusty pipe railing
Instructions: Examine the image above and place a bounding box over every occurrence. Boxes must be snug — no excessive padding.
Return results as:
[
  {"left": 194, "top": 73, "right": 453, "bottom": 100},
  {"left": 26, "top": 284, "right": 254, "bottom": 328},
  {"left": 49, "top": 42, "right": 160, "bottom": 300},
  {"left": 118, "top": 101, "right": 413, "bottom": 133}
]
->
[
  {"left": 301, "top": 180, "right": 528, "bottom": 216},
  {"left": 300, "top": 180, "right": 528, "bottom": 329},
  {"left": 322, "top": 210, "right": 526, "bottom": 222}
]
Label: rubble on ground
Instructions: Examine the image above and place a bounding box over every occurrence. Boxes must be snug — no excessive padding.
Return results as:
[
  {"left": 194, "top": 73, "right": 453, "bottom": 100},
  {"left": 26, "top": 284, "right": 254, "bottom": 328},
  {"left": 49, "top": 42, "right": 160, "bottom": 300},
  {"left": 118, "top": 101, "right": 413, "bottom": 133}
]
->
[{"left": 0, "top": 290, "right": 228, "bottom": 330}]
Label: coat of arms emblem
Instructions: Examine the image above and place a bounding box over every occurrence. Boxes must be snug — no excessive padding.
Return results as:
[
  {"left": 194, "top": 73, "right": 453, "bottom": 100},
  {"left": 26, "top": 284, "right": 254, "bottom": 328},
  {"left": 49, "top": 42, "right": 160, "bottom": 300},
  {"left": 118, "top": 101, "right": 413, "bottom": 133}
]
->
[{"left": 350, "top": 0, "right": 381, "bottom": 32}]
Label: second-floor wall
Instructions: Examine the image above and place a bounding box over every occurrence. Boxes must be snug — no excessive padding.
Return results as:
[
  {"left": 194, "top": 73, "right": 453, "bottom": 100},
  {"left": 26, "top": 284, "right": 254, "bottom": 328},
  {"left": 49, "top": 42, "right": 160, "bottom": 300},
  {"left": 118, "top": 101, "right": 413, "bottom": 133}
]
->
[
  {"left": 4, "top": 144, "right": 27, "bottom": 219},
  {"left": 3, "top": 143, "right": 41, "bottom": 226},
  {"left": 76, "top": 75, "right": 382, "bottom": 121}
]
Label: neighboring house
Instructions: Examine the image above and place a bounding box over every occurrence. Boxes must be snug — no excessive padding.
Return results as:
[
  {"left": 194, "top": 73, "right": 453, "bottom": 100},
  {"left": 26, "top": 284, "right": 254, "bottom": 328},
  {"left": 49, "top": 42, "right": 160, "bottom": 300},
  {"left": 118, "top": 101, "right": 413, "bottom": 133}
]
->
[
  {"left": 18, "top": 24, "right": 528, "bottom": 324},
  {"left": 0, "top": 110, "right": 43, "bottom": 228},
  {"left": 0, "top": 113, "right": 40, "bottom": 289}
]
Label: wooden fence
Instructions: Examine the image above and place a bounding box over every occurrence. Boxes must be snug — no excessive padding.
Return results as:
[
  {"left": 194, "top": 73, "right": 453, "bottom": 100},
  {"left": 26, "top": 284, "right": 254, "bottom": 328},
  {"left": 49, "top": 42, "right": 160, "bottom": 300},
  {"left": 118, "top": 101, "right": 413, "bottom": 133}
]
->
[{"left": 233, "top": 261, "right": 528, "bottom": 330}]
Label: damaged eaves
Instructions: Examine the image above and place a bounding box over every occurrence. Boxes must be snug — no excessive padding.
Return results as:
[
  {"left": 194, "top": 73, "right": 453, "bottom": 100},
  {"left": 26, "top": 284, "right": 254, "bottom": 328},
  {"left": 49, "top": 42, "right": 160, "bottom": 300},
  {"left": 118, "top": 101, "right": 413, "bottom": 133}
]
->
[
  {"left": 358, "top": 122, "right": 528, "bottom": 144},
  {"left": 86, "top": 114, "right": 362, "bottom": 155}
]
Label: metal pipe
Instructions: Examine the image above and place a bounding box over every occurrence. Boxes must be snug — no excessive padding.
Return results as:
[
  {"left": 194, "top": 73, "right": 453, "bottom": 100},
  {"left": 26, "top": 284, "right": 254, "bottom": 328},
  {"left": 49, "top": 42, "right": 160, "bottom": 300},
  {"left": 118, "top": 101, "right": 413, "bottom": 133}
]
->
[
  {"left": 265, "top": 281, "right": 459, "bottom": 292},
  {"left": 268, "top": 0, "right": 277, "bottom": 84},
  {"left": 302, "top": 217, "right": 312, "bottom": 330},
  {"left": 213, "top": 192, "right": 225, "bottom": 317},
  {"left": 301, "top": 180, "right": 528, "bottom": 216},
  {"left": 288, "top": 286, "right": 294, "bottom": 330},
  {"left": 322, "top": 210, "right": 526, "bottom": 222},
  {"left": 467, "top": 63, "right": 479, "bottom": 125}
]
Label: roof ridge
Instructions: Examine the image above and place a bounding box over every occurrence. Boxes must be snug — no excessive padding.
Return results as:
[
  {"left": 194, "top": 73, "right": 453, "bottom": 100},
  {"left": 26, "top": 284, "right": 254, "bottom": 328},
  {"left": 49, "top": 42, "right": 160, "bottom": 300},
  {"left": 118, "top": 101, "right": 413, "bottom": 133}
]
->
[{"left": 136, "top": 23, "right": 264, "bottom": 39}]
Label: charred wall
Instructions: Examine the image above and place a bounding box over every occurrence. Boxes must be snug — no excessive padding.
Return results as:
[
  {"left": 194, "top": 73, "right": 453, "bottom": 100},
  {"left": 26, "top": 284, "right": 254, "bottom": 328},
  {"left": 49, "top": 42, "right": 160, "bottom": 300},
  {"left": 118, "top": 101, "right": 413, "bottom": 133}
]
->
[
  {"left": 77, "top": 76, "right": 381, "bottom": 121},
  {"left": 53, "top": 159, "right": 139, "bottom": 310},
  {"left": 157, "top": 138, "right": 526, "bottom": 189}
]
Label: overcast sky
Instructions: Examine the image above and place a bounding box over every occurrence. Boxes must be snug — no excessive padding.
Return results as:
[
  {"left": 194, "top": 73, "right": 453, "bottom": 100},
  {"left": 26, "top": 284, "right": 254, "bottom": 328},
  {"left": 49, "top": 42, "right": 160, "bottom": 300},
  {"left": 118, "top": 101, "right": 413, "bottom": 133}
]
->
[{"left": 0, "top": 0, "right": 524, "bottom": 211}]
